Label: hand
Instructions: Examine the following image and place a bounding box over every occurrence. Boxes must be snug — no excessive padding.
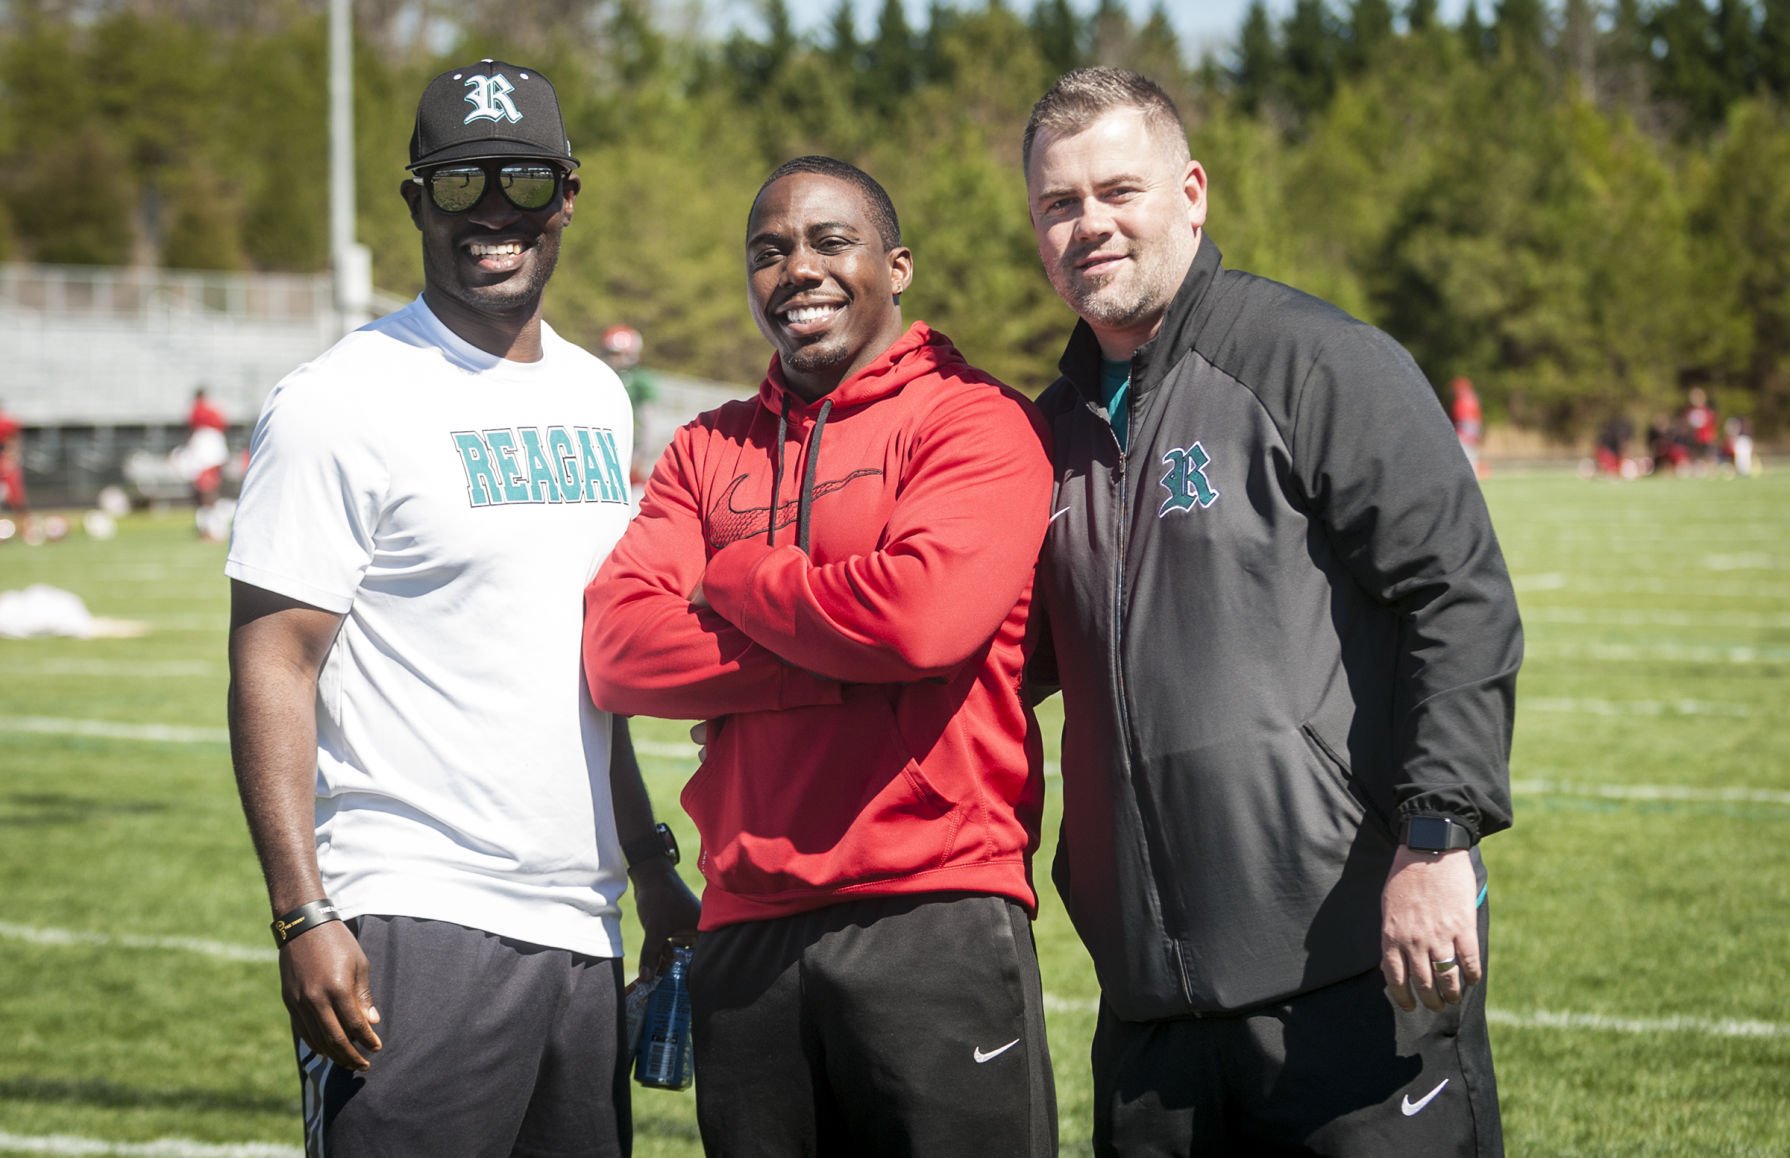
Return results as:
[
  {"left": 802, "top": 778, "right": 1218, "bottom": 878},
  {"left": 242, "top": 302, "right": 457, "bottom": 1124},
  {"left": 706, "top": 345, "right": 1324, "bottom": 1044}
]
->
[
  {"left": 279, "top": 921, "right": 382, "bottom": 1070},
  {"left": 1380, "top": 846, "right": 1481, "bottom": 1013},
  {"left": 629, "top": 856, "right": 701, "bottom": 982}
]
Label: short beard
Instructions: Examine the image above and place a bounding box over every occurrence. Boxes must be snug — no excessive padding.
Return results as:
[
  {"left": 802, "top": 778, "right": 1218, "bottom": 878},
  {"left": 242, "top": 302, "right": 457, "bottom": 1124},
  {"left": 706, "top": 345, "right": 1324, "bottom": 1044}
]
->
[
  {"left": 1048, "top": 234, "right": 1194, "bottom": 334},
  {"left": 1053, "top": 271, "right": 1160, "bottom": 332},
  {"left": 780, "top": 336, "right": 849, "bottom": 377}
]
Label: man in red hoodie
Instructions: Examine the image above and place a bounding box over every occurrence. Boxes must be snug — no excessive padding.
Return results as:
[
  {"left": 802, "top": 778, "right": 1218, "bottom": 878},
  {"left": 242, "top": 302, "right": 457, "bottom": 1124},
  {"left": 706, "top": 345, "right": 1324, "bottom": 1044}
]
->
[{"left": 584, "top": 156, "right": 1057, "bottom": 1155}]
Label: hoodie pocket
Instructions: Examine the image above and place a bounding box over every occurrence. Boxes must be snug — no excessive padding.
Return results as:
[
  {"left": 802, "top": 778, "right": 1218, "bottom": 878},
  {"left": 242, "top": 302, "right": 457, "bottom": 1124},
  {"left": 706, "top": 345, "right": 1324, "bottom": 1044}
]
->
[{"left": 682, "top": 689, "right": 957, "bottom": 899}]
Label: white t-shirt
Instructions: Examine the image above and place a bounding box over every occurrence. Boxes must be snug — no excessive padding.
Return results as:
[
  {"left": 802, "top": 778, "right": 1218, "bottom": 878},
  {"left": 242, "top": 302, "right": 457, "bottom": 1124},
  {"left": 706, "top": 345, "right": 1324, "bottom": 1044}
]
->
[{"left": 226, "top": 297, "right": 635, "bottom": 957}]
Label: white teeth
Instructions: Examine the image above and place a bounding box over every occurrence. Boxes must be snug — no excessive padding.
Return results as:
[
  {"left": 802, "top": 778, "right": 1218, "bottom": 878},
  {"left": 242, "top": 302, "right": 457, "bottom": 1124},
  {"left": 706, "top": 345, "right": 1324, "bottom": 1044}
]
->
[
  {"left": 783, "top": 304, "right": 839, "bottom": 324},
  {"left": 470, "top": 242, "right": 524, "bottom": 257}
]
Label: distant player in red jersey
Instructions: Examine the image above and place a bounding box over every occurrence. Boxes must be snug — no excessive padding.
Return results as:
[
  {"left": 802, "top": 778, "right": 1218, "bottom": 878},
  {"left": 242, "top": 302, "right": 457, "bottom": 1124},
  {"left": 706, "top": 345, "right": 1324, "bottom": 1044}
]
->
[
  {"left": 1450, "top": 376, "right": 1485, "bottom": 478},
  {"left": 0, "top": 401, "right": 26, "bottom": 515}
]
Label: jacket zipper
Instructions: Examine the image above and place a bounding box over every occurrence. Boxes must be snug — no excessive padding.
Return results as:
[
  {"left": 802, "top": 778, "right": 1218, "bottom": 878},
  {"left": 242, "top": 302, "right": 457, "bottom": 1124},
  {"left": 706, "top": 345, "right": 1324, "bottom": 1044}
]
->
[{"left": 1108, "top": 396, "right": 1197, "bottom": 1007}]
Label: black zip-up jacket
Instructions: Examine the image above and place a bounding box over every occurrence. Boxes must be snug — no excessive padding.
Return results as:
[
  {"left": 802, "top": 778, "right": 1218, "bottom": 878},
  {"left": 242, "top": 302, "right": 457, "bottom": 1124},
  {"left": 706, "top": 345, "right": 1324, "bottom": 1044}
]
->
[{"left": 1031, "top": 238, "right": 1522, "bottom": 1020}]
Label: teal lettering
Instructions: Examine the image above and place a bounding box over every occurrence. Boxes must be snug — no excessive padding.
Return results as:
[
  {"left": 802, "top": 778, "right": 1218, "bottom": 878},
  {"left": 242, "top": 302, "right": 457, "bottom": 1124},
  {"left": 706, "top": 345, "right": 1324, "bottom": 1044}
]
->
[
  {"left": 453, "top": 432, "right": 505, "bottom": 507},
  {"left": 548, "top": 427, "right": 580, "bottom": 500},
  {"left": 593, "top": 429, "right": 627, "bottom": 503},
  {"left": 485, "top": 430, "right": 531, "bottom": 503},
  {"left": 578, "top": 428, "right": 625, "bottom": 504},
  {"left": 520, "top": 428, "right": 565, "bottom": 503}
]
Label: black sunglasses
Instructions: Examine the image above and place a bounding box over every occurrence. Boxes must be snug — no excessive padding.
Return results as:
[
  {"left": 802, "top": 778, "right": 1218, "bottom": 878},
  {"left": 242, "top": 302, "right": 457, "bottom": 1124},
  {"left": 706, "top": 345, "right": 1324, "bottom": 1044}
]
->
[{"left": 413, "top": 162, "right": 565, "bottom": 214}]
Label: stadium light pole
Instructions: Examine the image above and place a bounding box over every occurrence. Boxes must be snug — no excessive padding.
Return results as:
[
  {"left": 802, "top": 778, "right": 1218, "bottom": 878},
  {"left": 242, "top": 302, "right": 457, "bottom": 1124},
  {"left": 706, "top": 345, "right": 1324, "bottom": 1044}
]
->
[{"left": 331, "top": 0, "right": 372, "bottom": 335}]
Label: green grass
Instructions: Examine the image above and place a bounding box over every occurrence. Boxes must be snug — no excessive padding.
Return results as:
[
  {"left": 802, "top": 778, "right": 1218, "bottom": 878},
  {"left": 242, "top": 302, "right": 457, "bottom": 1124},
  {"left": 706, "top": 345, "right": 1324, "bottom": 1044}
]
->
[{"left": 1, "top": 470, "right": 1786, "bottom": 1155}]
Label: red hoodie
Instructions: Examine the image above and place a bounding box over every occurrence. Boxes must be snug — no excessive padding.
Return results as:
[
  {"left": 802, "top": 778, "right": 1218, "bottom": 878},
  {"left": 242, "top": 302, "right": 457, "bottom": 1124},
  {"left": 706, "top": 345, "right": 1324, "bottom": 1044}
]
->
[{"left": 584, "top": 322, "right": 1052, "bottom": 930}]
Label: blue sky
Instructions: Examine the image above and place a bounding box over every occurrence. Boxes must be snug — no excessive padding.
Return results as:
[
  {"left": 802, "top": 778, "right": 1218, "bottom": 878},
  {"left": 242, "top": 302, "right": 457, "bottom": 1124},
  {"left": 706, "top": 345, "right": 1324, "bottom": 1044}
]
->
[{"left": 715, "top": 1, "right": 1476, "bottom": 62}]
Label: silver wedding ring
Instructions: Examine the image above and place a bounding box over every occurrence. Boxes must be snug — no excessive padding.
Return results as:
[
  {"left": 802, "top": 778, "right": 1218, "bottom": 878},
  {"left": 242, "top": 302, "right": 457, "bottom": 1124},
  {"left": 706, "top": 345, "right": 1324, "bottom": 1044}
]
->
[{"left": 1431, "top": 957, "right": 1459, "bottom": 972}]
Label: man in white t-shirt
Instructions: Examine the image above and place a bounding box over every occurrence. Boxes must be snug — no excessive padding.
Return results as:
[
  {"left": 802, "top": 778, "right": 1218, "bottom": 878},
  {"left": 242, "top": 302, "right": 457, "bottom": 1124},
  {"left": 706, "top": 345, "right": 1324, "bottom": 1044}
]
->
[{"left": 225, "top": 59, "right": 699, "bottom": 1157}]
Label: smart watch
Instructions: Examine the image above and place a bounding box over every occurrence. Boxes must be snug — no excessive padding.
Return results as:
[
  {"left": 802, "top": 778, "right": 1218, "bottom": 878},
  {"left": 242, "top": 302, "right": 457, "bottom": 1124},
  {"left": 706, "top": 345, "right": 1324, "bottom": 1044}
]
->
[
  {"left": 1399, "top": 815, "right": 1475, "bottom": 852},
  {"left": 623, "top": 822, "right": 680, "bottom": 870}
]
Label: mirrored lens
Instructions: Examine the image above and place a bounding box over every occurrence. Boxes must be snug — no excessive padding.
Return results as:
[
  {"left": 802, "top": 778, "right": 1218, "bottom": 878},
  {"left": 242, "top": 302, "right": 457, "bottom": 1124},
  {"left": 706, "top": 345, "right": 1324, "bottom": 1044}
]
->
[
  {"left": 425, "top": 164, "right": 561, "bottom": 214},
  {"left": 499, "top": 165, "right": 560, "bottom": 211},
  {"left": 426, "top": 166, "right": 488, "bottom": 213}
]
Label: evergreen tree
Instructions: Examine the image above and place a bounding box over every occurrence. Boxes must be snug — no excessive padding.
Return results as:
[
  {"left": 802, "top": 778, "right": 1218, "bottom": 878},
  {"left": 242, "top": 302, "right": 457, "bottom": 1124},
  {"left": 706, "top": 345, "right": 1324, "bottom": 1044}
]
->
[
  {"left": 1234, "top": 0, "right": 1281, "bottom": 114},
  {"left": 1281, "top": 0, "right": 1340, "bottom": 121},
  {"left": 1407, "top": 0, "right": 1439, "bottom": 35},
  {"left": 1459, "top": 0, "right": 1491, "bottom": 61},
  {"left": 1345, "top": 0, "right": 1396, "bottom": 73},
  {"left": 1131, "top": 3, "right": 1186, "bottom": 86},
  {"left": 1602, "top": 0, "right": 1654, "bottom": 115},
  {"left": 1090, "top": 0, "right": 1133, "bottom": 65},
  {"left": 1561, "top": 0, "right": 1597, "bottom": 100},
  {"left": 1028, "top": 0, "right": 1083, "bottom": 75},
  {"left": 1713, "top": 0, "right": 1758, "bottom": 100},
  {"left": 1492, "top": 0, "right": 1547, "bottom": 62},
  {"left": 1764, "top": 0, "right": 1790, "bottom": 96},
  {"left": 1693, "top": 100, "right": 1790, "bottom": 427},
  {"left": 867, "top": 0, "right": 919, "bottom": 113},
  {"left": 827, "top": 0, "right": 860, "bottom": 70}
]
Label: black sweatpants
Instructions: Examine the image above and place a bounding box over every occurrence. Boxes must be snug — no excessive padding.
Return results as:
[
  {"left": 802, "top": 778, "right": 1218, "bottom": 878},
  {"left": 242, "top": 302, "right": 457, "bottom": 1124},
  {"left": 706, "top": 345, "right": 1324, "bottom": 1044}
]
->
[
  {"left": 1091, "top": 902, "right": 1501, "bottom": 1157},
  {"left": 688, "top": 892, "right": 1057, "bottom": 1157},
  {"left": 296, "top": 915, "right": 630, "bottom": 1158}
]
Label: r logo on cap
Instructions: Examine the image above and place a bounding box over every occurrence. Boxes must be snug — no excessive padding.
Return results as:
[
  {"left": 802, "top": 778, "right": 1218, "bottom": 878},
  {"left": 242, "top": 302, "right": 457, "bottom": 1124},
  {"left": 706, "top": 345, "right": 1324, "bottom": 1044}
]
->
[{"left": 463, "top": 74, "right": 522, "bottom": 126}]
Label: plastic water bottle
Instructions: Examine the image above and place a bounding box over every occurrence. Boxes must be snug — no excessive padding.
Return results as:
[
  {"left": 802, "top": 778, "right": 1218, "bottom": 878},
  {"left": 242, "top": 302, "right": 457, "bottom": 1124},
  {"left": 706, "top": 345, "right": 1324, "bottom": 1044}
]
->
[{"left": 634, "top": 945, "right": 694, "bottom": 1090}]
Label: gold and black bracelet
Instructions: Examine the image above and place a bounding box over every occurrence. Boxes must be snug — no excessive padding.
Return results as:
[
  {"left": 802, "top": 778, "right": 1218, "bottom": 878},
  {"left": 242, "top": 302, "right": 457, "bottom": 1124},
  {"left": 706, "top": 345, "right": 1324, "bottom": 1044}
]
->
[{"left": 270, "top": 899, "right": 342, "bottom": 947}]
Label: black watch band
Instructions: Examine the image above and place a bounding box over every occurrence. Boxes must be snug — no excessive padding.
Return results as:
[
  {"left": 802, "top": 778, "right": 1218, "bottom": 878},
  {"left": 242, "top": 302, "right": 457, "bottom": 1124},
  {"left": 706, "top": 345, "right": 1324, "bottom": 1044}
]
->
[
  {"left": 623, "top": 822, "right": 679, "bottom": 870},
  {"left": 1399, "top": 815, "right": 1475, "bottom": 852}
]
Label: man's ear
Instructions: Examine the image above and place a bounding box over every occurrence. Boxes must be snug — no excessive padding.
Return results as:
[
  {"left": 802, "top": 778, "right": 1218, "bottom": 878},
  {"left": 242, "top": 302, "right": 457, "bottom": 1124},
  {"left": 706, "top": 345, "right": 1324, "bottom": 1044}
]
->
[
  {"left": 1183, "top": 160, "right": 1209, "bottom": 231},
  {"left": 400, "top": 179, "right": 423, "bottom": 230},
  {"left": 889, "top": 245, "right": 914, "bottom": 298},
  {"left": 561, "top": 172, "right": 581, "bottom": 226}
]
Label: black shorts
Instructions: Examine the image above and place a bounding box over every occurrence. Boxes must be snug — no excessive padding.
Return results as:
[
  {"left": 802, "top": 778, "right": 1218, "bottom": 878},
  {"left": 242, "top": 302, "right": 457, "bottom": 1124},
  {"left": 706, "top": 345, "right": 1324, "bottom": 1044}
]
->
[
  {"left": 688, "top": 892, "right": 1056, "bottom": 1157},
  {"left": 1091, "top": 901, "right": 1501, "bottom": 1157},
  {"left": 296, "top": 915, "right": 629, "bottom": 1158}
]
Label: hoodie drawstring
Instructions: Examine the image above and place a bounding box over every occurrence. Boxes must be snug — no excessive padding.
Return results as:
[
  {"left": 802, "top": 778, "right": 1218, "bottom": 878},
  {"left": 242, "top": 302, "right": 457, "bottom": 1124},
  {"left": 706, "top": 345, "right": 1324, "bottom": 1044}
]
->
[
  {"left": 768, "top": 401, "right": 788, "bottom": 547},
  {"left": 796, "top": 399, "right": 832, "bottom": 555},
  {"left": 766, "top": 395, "right": 831, "bottom": 553}
]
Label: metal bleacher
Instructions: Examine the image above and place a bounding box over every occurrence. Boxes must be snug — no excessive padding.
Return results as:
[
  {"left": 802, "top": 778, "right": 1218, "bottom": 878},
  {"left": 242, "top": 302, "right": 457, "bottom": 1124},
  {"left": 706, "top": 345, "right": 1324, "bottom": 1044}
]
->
[
  {"left": 0, "top": 263, "right": 750, "bottom": 508},
  {"left": 1, "top": 263, "right": 347, "bottom": 506}
]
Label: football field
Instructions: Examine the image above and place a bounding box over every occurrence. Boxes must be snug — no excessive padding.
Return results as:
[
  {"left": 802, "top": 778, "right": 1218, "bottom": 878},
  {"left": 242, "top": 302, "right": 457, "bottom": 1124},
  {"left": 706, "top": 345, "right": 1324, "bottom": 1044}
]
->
[{"left": 0, "top": 470, "right": 1786, "bottom": 1156}]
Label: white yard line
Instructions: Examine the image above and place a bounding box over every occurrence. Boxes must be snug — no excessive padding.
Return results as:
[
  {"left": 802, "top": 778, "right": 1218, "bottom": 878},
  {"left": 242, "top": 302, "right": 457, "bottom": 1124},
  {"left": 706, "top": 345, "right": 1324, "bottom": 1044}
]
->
[
  {"left": 633, "top": 740, "right": 699, "bottom": 761},
  {"left": 1521, "top": 607, "right": 1790, "bottom": 629},
  {"left": 25, "top": 717, "right": 1788, "bottom": 809},
  {"left": 0, "top": 921, "right": 274, "bottom": 964},
  {"left": 1512, "top": 574, "right": 1788, "bottom": 599},
  {"left": 9, "top": 659, "right": 224, "bottom": 678},
  {"left": 1485, "top": 1008, "right": 1790, "bottom": 1038},
  {"left": 1512, "top": 777, "right": 1790, "bottom": 807},
  {"left": 1532, "top": 641, "right": 1790, "bottom": 664},
  {"left": 0, "top": 1133, "right": 298, "bottom": 1158},
  {"left": 1521, "top": 696, "right": 1756, "bottom": 718},
  {"left": 0, "top": 716, "right": 228, "bottom": 744},
  {"left": 1042, "top": 994, "right": 1787, "bottom": 1036},
  {"left": 5, "top": 921, "right": 1783, "bottom": 1042}
]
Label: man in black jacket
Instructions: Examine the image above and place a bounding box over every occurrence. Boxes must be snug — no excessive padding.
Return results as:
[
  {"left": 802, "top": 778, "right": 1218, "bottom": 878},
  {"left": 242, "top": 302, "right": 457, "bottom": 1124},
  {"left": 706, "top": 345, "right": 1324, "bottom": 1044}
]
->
[{"left": 1022, "top": 67, "right": 1522, "bottom": 1156}]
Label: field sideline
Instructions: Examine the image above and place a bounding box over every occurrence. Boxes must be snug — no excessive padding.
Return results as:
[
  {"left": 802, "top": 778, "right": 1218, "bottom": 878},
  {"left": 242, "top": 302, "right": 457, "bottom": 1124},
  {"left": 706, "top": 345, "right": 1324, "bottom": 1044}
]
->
[{"left": 0, "top": 471, "right": 1786, "bottom": 1156}]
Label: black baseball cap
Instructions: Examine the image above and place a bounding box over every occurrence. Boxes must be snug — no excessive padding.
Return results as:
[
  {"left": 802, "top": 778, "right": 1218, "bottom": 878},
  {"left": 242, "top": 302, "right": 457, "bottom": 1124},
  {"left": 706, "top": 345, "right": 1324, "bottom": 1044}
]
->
[{"left": 407, "top": 59, "right": 579, "bottom": 172}]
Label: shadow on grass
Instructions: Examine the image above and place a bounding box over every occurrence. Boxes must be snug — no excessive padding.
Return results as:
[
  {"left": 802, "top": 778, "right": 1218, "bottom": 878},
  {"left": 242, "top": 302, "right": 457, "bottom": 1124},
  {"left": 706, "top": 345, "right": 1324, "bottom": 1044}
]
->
[
  {"left": 0, "top": 792, "right": 170, "bottom": 827},
  {"left": 0, "top": 1075, "right": 292, "bottom": 1115}
]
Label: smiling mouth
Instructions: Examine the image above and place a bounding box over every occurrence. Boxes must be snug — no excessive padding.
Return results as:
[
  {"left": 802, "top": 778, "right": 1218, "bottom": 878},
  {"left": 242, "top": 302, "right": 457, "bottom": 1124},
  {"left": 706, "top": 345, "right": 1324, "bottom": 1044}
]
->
[
  {"left": 778, "top": 302, "right": 843, "bottom": 333},
  {"left": 469, "top": 241, "right": 525, "bottom": 258},
  {"left": 1074, "top": 251, "right": 1126, "bottom": 275}
]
